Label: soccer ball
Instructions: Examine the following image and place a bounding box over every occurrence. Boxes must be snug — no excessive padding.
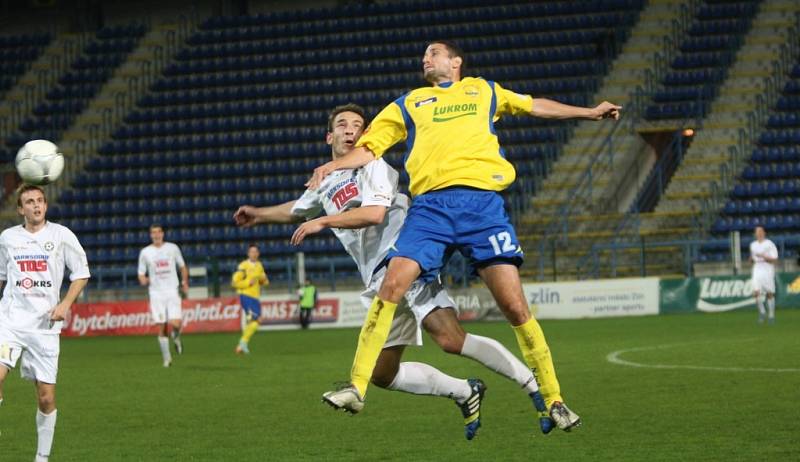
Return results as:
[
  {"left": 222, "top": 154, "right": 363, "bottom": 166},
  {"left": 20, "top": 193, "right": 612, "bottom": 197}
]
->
[{"left": 15, "top": 139, "right": 65, "bottom": 185}]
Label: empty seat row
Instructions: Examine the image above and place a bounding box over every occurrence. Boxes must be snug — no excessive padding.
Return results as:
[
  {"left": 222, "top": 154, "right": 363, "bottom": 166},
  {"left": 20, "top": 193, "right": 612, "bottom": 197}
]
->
[
  {"left": 200, "top": 0, "right": 641, "bottom": 30},
  {"left": 723, "top": 197, "right": 800, "bottom": 215},
  {"left": 712, "top": 214, "right": 800, "bottom": 233},
  {"left": 741, "top": 162, "right": 800, "bottom": 180},
  {"left": 731, "top": 179, "right": 800, "bottom": 198},
  {"left": 0, "top": 32, "right": 50, "bottom": 48},
  {"left": 758, "top": 129, "right": 800, "bottom": 145},
  {"left": 189, "top": 12, "right": 634, "bottom": 45},
  {"left": 751, "top": 146, "right": 800, "bottom": 162}
]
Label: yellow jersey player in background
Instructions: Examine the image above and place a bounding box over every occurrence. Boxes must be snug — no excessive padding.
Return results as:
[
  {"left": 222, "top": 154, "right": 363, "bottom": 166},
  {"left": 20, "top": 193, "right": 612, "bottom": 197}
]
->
[{"left": 232, "top": 244, "right": 268, "bottom": 354}]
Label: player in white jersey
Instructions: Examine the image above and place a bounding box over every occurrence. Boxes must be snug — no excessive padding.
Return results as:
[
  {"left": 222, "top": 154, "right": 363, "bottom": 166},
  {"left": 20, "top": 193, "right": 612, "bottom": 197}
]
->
[
  {"left": 138, "top": 224, "right": 189, "bottom": 367},
  {"left": 234, "top": 104, "right": 547, "bottom": 440},
  {"left": 749, "top": 226, "right": 779, "bottom": 324},
  {"left": 0, "top": 185, "right": 90, "bottom": 462}
]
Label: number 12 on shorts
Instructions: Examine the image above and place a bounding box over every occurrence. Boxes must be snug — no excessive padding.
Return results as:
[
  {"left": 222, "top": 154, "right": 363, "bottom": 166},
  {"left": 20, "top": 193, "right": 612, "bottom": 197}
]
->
[{"left": 488, "top": 231, "right": 516, "bottom": 255}]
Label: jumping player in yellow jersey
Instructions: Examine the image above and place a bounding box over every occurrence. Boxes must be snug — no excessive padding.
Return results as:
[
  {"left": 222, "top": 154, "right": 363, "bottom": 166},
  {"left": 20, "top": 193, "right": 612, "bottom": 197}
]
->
[
  {"left": 308, "top": 40, "right": 622, "bottom": 433},
  {"left": 231, "top": 244, "right": 268, "bottom": 354}
]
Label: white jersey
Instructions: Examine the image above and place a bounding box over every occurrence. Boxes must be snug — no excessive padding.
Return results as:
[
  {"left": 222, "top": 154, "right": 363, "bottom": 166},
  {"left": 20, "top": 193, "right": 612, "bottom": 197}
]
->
[
  {"left": 138, "top": 242, "right": 185, "bottom": 295},
  {"left": 291, "top": 159, "right": 409, "bottom": 286},
  {"left": 750, "top": 239, "right": 778, "bottom": 276},
  {"left": 0, "top": 222, "right": 90, "bottom": 334}
]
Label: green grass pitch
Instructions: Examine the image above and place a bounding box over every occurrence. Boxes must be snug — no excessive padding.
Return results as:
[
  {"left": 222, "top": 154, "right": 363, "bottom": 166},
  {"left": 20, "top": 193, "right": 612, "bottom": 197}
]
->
[{"left": 2, "top": 310, "right": 798, "bottom": 461}]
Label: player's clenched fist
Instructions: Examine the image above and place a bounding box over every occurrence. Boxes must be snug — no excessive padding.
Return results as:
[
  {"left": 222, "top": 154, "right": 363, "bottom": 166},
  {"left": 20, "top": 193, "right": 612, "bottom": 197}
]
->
[
  {"left": 592, "top": 101, "right": 622, "bottom": 120},
  {"left": 233, "top": 205, "right": 258, "bottom": 227}
]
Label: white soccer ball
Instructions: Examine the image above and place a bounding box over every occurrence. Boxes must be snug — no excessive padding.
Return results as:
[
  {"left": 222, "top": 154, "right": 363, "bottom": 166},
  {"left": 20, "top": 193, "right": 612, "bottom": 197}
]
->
[{"left": 15, "top": 139, "right": 65, "bottom": 185}]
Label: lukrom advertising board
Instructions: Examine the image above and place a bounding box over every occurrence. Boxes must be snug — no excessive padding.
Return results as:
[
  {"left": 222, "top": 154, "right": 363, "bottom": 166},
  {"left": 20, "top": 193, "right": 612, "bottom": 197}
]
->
[{"left": 660, "top": 272, "right": 800, "bottom": 313}]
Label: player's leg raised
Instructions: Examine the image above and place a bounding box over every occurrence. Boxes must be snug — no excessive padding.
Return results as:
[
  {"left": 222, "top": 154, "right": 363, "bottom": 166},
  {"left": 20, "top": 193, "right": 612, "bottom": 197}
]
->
[{"left": 349, "top": 257, "right": 420, "bottom": 397}]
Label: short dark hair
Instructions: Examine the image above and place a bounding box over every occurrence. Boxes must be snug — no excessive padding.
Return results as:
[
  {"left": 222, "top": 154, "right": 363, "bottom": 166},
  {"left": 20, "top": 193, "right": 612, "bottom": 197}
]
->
[
  {"left": 149, "top": 223, "right": 163, "bottom": 231},
  {"left": 327, "top": 103, "right": 367, "bottom": 132},
  {"left": 429, "top": 40, "right": 466, "bottom": 74},
  {"left": 16, "top": 184, "right": 46, "bottom": 207},
  {"left": 248, "top": 243, "right": 260, "bottom": 251}
]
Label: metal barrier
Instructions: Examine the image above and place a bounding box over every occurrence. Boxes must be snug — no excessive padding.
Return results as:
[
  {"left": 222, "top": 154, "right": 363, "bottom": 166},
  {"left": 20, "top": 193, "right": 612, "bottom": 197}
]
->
[{"left": 580, "top": 235, "right": 793, "bottom": 279}]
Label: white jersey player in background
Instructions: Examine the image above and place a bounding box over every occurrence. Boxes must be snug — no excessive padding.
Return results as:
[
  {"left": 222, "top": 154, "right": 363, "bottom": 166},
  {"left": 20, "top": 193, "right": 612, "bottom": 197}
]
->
[
  {"left": 138, "top": 224, "right": 189, "bottom": 367},
  {"left": 749, "top": 226, "right": 779, "bottom": 324},
  {"left": 234, "top": 104, "right": 548, "bottom": 440},
  {"left": 0, "top": 185, "right": 90, "bottom": 462}
]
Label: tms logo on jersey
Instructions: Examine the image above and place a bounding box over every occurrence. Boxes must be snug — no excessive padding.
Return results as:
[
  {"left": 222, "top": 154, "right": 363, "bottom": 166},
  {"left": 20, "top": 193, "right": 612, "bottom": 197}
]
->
[{"left": 16, "top": 259, "right": 48, "bottom": 271}]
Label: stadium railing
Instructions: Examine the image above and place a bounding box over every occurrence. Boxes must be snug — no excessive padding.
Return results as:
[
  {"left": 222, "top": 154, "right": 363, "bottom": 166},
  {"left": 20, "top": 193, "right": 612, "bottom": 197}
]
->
[{"left": 581, "top": 234, "right": 795, "bottom": 279}]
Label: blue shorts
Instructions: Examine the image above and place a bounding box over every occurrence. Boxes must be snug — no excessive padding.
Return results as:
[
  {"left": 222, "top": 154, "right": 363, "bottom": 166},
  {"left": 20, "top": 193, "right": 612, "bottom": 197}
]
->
[
  {"left": 387, "top": 187, "right": 523, "bottom": 280},
  {"left": 239, "top": 295, "right": 261, "bottom": 321}
]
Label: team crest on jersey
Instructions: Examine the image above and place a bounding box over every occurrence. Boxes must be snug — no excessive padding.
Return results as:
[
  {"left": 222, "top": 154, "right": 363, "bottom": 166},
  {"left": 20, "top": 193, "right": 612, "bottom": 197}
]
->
[
  {"left": 414, "top": 96, "right": 437, "bottom": 107},
  {"left": 43, "top": 241, "right": 54, "bottom": 252},
  {"left": 464, "top": 85, "right": 480, "bottom": 97}
]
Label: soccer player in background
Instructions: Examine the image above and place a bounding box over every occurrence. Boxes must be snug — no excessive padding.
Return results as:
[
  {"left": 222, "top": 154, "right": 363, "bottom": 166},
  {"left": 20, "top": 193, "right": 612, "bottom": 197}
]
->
[
  {"left": 749, "top": 226, "right": 779, "bottom": 324},
  {"left": 232, "top": 244, "right": 268, "bottom": 354},
  {"left": 234, "top": 104, "right": 548, "bottom": 440},
  {"left": 308, "top": 41, "right": 623, "bottom": 432},
  {"left": 138, "top": 224, "right": 189, "bottom": 367},
  {"left": 0, "top": 185, "right": 90, "bottom": 462},
  {"left": 298, "top": 278, "right": 317, "bottom": 329}
]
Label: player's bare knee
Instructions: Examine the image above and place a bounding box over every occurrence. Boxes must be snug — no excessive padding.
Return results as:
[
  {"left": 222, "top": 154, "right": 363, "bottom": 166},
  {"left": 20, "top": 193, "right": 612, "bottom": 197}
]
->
[
  {"left": 431, "top": 330, "right": 465, "bottom": 355},
  {"left": 378, "top": 274, "right": 411, "bottom": 302},
  {"left": 371, "top": 371, "right": 396, "bottom": 389},
  {"left": 37, "top": 390, "right": 55, "bottom": 412},
  {"left": 439, "top": 335, "right": 464, "bottom": 355},
  {"left": 371, "top": 362, "right": 398, "bottom": 388},
  {"left": 499, "top": 301, "right": 530, "bottom": 325}
]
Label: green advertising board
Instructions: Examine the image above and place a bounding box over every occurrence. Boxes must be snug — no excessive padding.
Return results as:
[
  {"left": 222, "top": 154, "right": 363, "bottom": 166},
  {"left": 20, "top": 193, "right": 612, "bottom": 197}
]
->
[{"left": 660, "top": 272, "right": 800, "bottom": 314}]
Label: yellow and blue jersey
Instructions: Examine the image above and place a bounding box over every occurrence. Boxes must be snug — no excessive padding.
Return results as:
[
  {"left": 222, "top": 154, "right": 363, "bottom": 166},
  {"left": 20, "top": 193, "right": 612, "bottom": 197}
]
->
[
  {"left": 355, "top": 76, "right": 534, "bottom": 197},
  {"left": 232, "top": 259, "right": 268, "bottom": 299}
]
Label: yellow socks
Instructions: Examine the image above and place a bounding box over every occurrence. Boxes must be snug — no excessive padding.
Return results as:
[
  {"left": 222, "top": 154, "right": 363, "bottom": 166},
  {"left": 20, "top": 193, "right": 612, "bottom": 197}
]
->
[
  {"left": 240, "top": 320, "right": 260, "bottom": 344},
  {"left": 512, "top": 317, "right": 563, "bottom": 408},
  {"left": 350, "top": 297, "right": 398, "bottom": 397}
]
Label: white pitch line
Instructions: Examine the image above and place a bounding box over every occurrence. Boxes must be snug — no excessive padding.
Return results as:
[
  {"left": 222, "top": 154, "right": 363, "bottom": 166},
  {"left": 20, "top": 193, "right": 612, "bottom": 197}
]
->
[{"left": 606, "top": 343, "right": 800, "bottom": 373}]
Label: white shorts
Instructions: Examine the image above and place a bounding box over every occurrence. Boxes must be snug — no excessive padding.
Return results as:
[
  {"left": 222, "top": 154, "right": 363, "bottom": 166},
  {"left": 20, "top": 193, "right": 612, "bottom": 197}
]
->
[
  {"left": 752, "top": 271, "right": 776, "bottom": 294},
  {"left": 361, "top": 269, "right": 457, "bottom": 349},
  {"left": 0, "top": 325, "right": 60, "bottom": 384},
  {"left": 149, "top": 292, "right": 182, "bottom": 324}
]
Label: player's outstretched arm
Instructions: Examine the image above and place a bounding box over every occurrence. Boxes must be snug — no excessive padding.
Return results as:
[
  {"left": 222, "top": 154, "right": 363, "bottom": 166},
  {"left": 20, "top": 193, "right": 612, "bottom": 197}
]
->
[
  {"left": 50, "top": 278, "right": 88, "bottom": 321},
  {"left": 532, "top": 98, "right": 621, "bottom": 121},
  {"left": 233, "top": 201, "right": 303, "bottom": 226},
  {"left": 290, "top": 205, "right": 387, "bottom": 246},
  {"left": 306, "top": 147, "right": 376, "bottom": 190}
]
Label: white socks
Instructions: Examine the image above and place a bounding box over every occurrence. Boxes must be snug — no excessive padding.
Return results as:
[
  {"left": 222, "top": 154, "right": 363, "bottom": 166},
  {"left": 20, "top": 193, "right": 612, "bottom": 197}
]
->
[
  {"left": 460, "top": 333, "right": 539, "bottom": 394},
  {"left": 756, "top": 295, "right": 766, "bottom": 317},
  {"left": 158, "top": 336, "right": 171, "bottom": 363},
  {"left": 36, "top": 408, "right": 57, "bottom": 460},
  {"left": 767, "top": 297, "right": 775, "bottom": 319},
  {"left": 387, "top": 362, "right": 472, "bottom": 402}
]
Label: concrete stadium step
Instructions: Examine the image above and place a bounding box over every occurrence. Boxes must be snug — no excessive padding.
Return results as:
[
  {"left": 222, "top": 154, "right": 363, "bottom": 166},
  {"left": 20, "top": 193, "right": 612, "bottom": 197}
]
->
[
  {"left": 650, "top": 0, "right": 798, "bottom": 229},
  {"left": 519, "top": 0, "right": 695, "bottom": 271}
]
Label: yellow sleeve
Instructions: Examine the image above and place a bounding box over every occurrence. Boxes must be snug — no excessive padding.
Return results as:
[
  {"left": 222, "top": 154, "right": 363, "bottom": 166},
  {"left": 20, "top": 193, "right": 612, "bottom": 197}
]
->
[
  {"left": 231, "top": 265, "right": 249, "bottom": 290},
  {"left": 354, "top": 101, "right": 407, "bottom": 159},
  {"left": 493, "top": 81, "right": 534, "bottom": 119},
  {"left": 258, "top": 263, "right": 269, "bottom": 286}
]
